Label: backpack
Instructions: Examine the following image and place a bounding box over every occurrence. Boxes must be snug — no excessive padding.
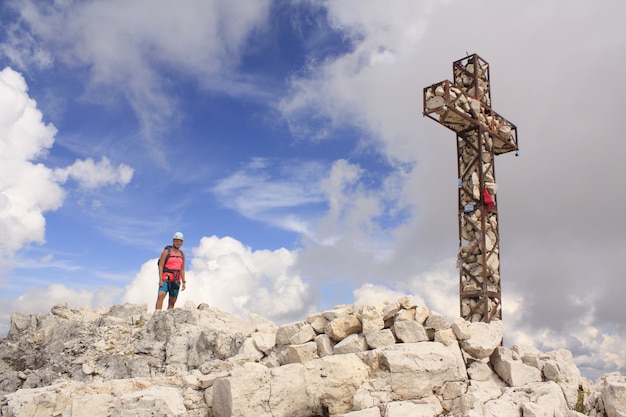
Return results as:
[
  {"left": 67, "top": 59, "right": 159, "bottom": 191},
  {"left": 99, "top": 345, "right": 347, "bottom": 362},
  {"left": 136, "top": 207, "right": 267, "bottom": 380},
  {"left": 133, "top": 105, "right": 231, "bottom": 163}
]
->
[{"left": 157, "top": 245, "right": 185, "bottom": 273}]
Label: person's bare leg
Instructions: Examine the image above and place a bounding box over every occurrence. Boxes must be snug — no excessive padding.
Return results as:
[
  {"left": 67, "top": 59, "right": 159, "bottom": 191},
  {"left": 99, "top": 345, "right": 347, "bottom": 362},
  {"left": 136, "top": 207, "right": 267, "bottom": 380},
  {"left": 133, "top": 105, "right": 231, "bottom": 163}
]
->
[
  {"left": 155, "top": 291, "right": 167, "bottom": 310},
  {"left": 167, "top": 297, "right": 177, "bottom": 310}
]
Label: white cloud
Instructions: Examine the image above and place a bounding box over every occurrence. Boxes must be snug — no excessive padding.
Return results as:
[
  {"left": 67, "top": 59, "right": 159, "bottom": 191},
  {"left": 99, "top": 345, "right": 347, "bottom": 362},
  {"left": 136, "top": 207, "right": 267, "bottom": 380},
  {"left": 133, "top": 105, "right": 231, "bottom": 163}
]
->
[
  {"left": 2, "top": 0, "right": 274, "bottom": 153},
  {"left": 52, "top": 157, "right": 134, "bottom": 190},
  {"left": 279, "top": 2, "right": 439, "bottom": 164},
  {"left": 122, "top": 235, "right": 313, "bottom": 323},
  {"left": 316, "top": 159, "right": 381, "bottom": 242},
  {"left": 212, "top": 158, "right": 326, "bottom": 233},
  {"left": 0, "top": 23, "right": 54, "bottom": 71},
  {"left": 0, "top": 66, "right": 134, "bottom": 268},
  {"left": 296, "top": 157, "right": 423, "bottom": 286},
  {"left": 0, "top": 68, "right": 64, "bottom": 255},
  {"left": 404, "top": 258, "right": 458, "bottom": 319},
  {"left": 353, "top": 283, "right": 410, "bottom": 308}
]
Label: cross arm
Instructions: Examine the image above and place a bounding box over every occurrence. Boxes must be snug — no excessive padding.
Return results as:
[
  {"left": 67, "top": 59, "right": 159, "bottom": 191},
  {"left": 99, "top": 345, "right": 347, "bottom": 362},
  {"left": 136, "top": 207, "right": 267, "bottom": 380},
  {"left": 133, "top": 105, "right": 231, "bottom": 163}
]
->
[{"left": 423, "top": 80, "right": 519, "bottom": 155}]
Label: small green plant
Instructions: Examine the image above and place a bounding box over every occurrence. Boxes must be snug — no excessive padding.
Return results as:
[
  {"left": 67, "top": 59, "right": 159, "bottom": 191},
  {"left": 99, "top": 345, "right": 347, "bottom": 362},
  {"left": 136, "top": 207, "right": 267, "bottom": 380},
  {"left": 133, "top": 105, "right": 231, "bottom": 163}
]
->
[
  {"left": 576, "top": 384, "right": 585, "bottom": 413},
  {"left": 105, "top": 343, "right": 115, "bottom": 352}
]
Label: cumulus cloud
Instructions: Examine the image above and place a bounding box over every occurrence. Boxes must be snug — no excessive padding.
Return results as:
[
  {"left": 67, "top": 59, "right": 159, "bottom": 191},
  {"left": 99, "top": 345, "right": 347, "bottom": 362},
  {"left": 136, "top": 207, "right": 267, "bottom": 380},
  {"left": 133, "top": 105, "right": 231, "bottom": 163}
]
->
[
  {"left": 52, "top": 157, "right": 134, "bottom": 190},
  {"left": 0, "top": 66, "right": 133, "bottom": 267},
  {"left": 122, "top": 235, "right": 313, "bottom": 323},
  {"left": 0, "top": 68, "right": 64, "bottom": 255},
  {"left": 353, "top": 283, "right": 409, "bottom": 308}
]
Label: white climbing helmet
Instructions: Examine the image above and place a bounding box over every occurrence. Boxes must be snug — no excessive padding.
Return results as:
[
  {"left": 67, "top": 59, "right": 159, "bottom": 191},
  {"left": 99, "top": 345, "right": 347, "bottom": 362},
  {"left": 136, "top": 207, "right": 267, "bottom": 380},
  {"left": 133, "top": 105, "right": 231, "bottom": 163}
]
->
[{"left": 173, "top": 232, "right": 184, "bottom": 240}]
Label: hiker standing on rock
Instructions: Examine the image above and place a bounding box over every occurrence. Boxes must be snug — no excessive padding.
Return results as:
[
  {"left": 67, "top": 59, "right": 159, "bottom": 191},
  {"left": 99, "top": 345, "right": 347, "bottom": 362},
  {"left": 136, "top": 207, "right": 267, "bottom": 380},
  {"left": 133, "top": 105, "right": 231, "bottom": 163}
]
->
[{"left": 155, "top": 232, "right": 186, "bottom": 310}]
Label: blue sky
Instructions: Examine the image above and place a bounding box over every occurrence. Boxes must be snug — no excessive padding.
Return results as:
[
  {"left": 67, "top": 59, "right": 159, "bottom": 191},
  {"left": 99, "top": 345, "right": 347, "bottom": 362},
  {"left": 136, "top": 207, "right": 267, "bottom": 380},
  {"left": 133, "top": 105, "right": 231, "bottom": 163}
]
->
[{"left": 1, "top": 0, "right": 626, "bottom": 380}]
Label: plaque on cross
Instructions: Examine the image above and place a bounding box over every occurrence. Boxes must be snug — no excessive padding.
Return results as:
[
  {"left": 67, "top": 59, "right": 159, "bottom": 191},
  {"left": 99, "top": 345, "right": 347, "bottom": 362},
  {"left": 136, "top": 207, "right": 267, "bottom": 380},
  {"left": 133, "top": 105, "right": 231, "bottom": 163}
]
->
[{"left": 423, "top": 54, "right": 518, "bottom": 323}]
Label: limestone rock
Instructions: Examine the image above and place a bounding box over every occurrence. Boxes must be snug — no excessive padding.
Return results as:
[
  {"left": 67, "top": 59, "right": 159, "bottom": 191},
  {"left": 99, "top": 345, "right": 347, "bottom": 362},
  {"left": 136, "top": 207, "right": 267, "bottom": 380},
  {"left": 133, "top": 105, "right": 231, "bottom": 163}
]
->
[
  {"left": 307, "top": 312, "right": 329, "bottom": 334},
  {"left": 334, "top": 333, "right": 368, "bottom": 354},
  {"left": 383, "top": 395, "right": 443, "bottom": 417},
  {"left": 334, "top": 408, "right": 380, "bottom": 417},
  {"left": 490, "top": 346, "right": 542, "bottom": 387},
  {"left": 539, "top": 348, "right": 583, "bottom": 409},
  {"left": 250, "top": 312, "right": 278, "bottom": 333},
  {"left": 391, "top": 320, "right": 428, "bottom": 343},
  {"left": 322, "top": 304, "right": 355, "bottom": 321},
  {"left": 593, "top": 372, "right": 626, "bottom": 417},
  {"left": 359, "top": 305, "right": 384, "bottom": 335},
  {"left": 397, "top": 296, "right": 418, "bottom": 310},
  {"left": 326, "top": 315, "right": 362, "bottom": 342},
  {"left": 364, "top": 329, "right": 396, "bottom": 349},
  {"left": 381, "top": 302, "right": 401, "bottom": 321},
  {"left": 457, "top": 319, "right": 503, "bottom": 359},
  {"left": 275, "top": 321, "right": 313, "bottom": 346},
  {"left": 378, "top": 342, "right": 467, "bottom": 400},
  {"left": 212, "top": 363, "right": 273, "bottom": 417},
  {"left": 434, "top": 328, "right": 457, "bottom": 346},
  {"left": 424, "top": 311, "right": 450, "bottom": 330},
  {"left": 280, "top": 341, "right": 319, "bottom": 365},
  {"left": 0, "top": 299, "right": 623, "bottom": 417},
  {"left": 304, "top": 354, "right": 371, "bottom": 414},
  {"left": 252, "top": 331, "right": 276, "bottom": 355},
  {"left": 315, "top": 333, "right": 334, "bottom": 357},
  {"left": 414, "top": 305, "right": 429, "bottom": 324},
  {"left": 393, "top": 308, "right": 415, "bottom": 322}
]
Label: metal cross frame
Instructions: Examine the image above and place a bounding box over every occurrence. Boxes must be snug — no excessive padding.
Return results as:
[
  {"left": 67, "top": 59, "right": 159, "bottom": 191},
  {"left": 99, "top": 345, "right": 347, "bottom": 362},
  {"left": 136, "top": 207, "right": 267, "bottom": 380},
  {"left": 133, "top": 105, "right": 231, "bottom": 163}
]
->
[{"left": 423, "top": 54, "right": 518, "bottom": 322}]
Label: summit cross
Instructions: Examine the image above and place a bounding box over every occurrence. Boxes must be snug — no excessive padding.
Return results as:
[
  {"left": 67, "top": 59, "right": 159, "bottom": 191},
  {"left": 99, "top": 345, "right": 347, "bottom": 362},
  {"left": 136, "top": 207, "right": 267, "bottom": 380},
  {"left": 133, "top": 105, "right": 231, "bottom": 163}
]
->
[{"left": 423, "top": 54, "right": 519, "bottom": 323}]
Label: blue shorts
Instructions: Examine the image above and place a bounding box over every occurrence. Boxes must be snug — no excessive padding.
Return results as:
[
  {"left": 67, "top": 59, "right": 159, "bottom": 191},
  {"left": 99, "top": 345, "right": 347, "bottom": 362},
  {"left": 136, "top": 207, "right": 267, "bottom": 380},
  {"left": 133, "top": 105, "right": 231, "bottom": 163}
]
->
[{"left": 158, "top": 280, "right": 180, "bottom": 298}]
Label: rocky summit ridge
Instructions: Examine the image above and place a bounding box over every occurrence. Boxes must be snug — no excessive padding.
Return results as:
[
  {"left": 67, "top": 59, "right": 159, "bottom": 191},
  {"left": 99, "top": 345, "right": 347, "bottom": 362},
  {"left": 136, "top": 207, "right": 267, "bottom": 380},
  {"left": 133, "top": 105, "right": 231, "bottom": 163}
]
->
[{"left": 0, "top": 298, "right": 625, "bottom": 417}]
